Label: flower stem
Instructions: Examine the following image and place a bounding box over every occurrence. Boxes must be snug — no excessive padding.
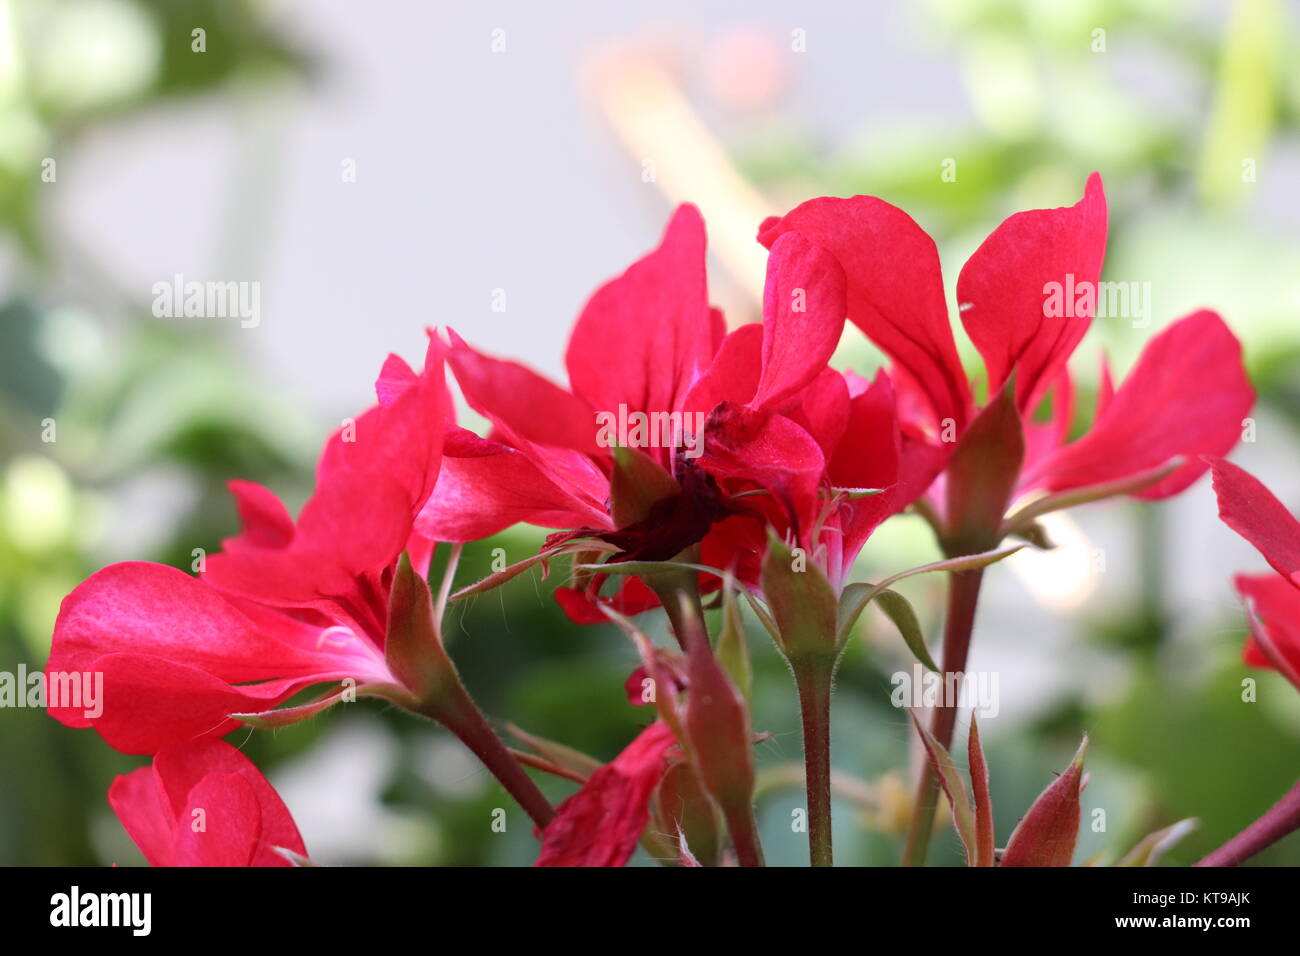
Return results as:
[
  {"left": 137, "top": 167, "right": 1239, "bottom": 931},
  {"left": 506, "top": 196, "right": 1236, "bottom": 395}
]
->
[
  {"left": 793, "top": 658, "right": 835, "bottom": 867},
  {"left": 902, "top": 567, "right": 985, "bottom": 867},
  {"left": 1196, "top": 776, "right": 1300, "bottom": 866},
  {"left": 419, "top": 680, "right": 556, "bottom": 830}
]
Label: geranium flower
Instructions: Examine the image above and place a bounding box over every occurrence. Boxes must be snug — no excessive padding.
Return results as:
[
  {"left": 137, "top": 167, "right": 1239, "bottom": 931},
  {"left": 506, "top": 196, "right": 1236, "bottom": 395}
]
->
[
  {"left": 47, "top": 338, "right": 448, "bottom": 753},
  {"left": 758, "top": 174, "right": 1255, "bottom": 541},
  {"left": 420, "top": 206, "right": 930, "bottom": 614},
  {"left": 1207, "top": 457, "right": 1300, "bottom": 688},
  {"left": 109, "top": 738, "right": 307, "bottom": 867}
]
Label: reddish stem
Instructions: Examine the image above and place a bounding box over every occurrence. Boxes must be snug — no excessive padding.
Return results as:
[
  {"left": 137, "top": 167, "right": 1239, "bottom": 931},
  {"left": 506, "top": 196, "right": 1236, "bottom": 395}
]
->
[
  {"left": 421, "top": 683, "right": 557, "bottom": 830},
  {"left": 902, "top": 568, "right": 985, "bottom": 866},
  {"left": 722, "top": 803, "right": 767, "bottom": 868},
  {"left": 1196, "top": 776, "right": 1300, "bottom": 867}
]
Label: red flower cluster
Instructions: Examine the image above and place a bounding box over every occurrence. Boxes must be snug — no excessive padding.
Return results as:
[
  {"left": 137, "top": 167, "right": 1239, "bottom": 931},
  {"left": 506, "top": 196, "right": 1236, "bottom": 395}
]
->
[{"left": 46, "top": 173, "right": 1269, "bottom": 868}]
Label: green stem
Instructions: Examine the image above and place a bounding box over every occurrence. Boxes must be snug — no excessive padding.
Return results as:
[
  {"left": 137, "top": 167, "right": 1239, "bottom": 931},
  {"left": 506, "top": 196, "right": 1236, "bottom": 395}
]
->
[
  {"left": 902, "top": 567, "right": 985, "bottom": 866},
  {"left": 793, "top": 658, "right": 835, "bottom": 867}
]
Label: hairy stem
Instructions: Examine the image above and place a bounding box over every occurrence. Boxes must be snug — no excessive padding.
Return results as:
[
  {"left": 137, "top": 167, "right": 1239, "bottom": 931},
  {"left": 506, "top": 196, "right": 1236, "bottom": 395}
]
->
[
  {"left": 419, "top": 682, "right": 556, "bottom": 830},
  {"left": 902, "top": 568, "right": 985, "bottom": 866},
  {"left": 1196, "top": 776, "right": 1300, "bottom": 867}
]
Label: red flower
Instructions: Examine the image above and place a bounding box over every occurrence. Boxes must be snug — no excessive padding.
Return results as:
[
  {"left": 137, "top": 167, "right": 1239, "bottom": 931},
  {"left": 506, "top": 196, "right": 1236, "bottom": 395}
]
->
[
  {"left": 47, "top": 338, "right": 447, "bottom": 753},
  {"left": 1208, "top": 458, "right": 1300, "bottom": 688},
  {"left": 420, "top": 206, "right": 927, "bottom": 610},
  {"left": 759, "top": 174, "right": 1254, "bottom": 521},
  {"left": 109, "top": 738, "right": 306, "bottom": 867},
  {"left": 690, "top": 232, "right": 942, "bottom": 588},
  {"left": 534, "top": 721, "right": 678, "bottom": 867}
]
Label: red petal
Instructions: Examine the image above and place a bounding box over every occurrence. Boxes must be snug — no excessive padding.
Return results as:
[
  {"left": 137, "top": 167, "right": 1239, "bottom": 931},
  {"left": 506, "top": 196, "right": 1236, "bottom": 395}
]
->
[
  {"left": 415, "top": 428, "right": 610, "bottom": 541},
  {"left": 375, "top": 352, "right": 417, "bottom": 405},
  {"left": 758, "top": 195, "right": 970, "bottom": 430},
  {"left": 318, "top": 334, "right": 447, "bottom": 513},
  {"left": 108, "top": 766, "right": 175, "bottom": 866},
  {"left": 701, "top": 404, "right": 826, "bottom": 537},
  {"left": 1028, "top": 311, "right": 1253, "bottom": 498},
  {"left": 787, "top": 367, "right": 851, "bottom": 461},
  {"left": 47, "top": 562, "right": 391, "bottom": 751},
  {"left": 679, "top": 323, "right": 763, "bottom": 417},
  {"left": 535, "top": 722, "right": 677, "bottom": 866},
  {"left": 86, "top": 654, "right": 348, "bottom": 754},
  {"left": 109, "top": 739, "right": 306, "bottom": 867},
  {"left": 221, "top": 480, "right": 294, "bottom": 551},
  {"left": 1234, "top": 573, "right": 1300, "bottom": 690},
  {"left": 825, "top": 380, "right": 946, "bottom": 579},
  {"left": 1210, "top": 458, "right": 1300, "bottom": 581},
  {"left": 154, "top": 739, "right": 304, "bottom": 866},
  {"left": 828, "top": 370, "right": 902, "bottom": 561},
  {"left": 447, "top": 331, "right": 598, "bottom": 455},
  {"left": 553, "top": 575, "right": 661, "bottom": 625},
  {"left": 173, "top": 773, "right": 263, "bottom": 867},
  {"left": 751, "top": 232, "right": 846, "bottom": 411},
  {"left": 48, "top": 562, "right": 349, "bottom": 684},
  {"left": 1021, "top": 370, "right": 1074, "bottom": 477},
  {"left": 208, "top": 338, "right": 446, "bottom": 613},
  {"left": 565, "top": 204, "right": 714, "bottom": 416},
  {"left": 957, "top": 173, "right": 1107, "bottom": 412}
]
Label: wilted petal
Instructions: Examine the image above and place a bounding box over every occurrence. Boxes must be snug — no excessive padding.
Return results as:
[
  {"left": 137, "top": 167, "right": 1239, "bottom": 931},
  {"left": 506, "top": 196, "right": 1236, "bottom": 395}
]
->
[
  {"left": 535, "top": 721, "right": 678, "bottom": 866},
  {"left": 554, "top": 576, "right": 661, "bottom": 626}
]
